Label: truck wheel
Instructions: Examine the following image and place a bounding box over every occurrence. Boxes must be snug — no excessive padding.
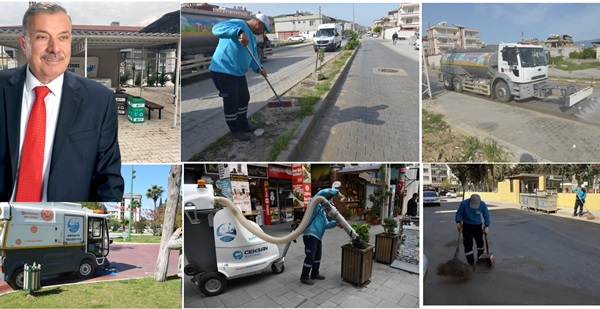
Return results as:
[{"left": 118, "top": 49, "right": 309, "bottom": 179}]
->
[
  {"left": 9, "top": 267, "right": 24, "bottom": 290},
  {"left": 271, "top": 262, "right": 285, "bottom": 274},
  {"left": 494, "top": 81, "right": 513, "bottom": 103},
  {"left": 443, "top": 75, "right": 454, "bottom": 91},
  {"left": 77, "top": 259, "right": 95, "bottom": 279},
  {"left": 197, "top": 272, "right": 227, "bottom": 296},
  {"left": 452, "top": 77, "right": 463, "bottom": 93}
]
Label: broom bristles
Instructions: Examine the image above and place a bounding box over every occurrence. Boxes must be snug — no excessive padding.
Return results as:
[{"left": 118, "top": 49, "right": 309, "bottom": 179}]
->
[{"left": 436, "top": 257, "right": 473, "bottom": 280}]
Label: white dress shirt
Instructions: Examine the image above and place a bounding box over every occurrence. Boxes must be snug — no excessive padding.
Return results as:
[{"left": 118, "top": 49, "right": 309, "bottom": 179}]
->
[{"left": 13, "top": 66, "right": 64, "bottom": 202}]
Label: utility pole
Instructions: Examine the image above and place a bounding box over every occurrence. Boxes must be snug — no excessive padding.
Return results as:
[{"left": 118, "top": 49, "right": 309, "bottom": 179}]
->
[
  {"left": 352, "top": 3, "right": 355, "bottom": 32},
  {"left": 127, "top": 165, "right": 136, "bottom": 241}
]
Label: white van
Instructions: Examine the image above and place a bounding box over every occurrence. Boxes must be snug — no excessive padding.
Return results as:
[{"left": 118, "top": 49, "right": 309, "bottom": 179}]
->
[
  {"left": 0, "top": 203, "right": 111, "bottom": 289},
  {"left": 313, "top": 23, "right": 342, "bottom": 52}
]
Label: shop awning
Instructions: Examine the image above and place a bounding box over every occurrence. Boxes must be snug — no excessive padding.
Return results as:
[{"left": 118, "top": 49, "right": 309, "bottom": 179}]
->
[{"left": 336, "top": 164, "right": 381, "bottom": 175}]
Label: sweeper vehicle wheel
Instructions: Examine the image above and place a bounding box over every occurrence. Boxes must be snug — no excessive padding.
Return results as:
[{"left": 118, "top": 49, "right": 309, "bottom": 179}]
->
[
  {"left": 196, "top": 272, "right": 227, "bottom": 296},
  {"left": 271, "top": 262, "right": 285, "bottom": 274}
]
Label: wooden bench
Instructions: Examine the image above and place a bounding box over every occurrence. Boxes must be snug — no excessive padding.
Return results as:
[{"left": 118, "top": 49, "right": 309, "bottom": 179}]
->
[{"left": 145, "top": 101, "right": 164, "bottom": 120}]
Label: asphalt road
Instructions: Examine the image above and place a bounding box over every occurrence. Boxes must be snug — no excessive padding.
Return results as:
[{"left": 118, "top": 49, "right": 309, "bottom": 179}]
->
[
  {"left": 425, "top": 68, "right": 600, "bottom": 162},
  {"left": 0, "top": 242, "right": 180, "bottom": 295},
  {"left": 180, "top": 42, "right": 347, "bottom": 160},
  {"left": 423, "top": 199, "right": 600, "bottom": 305},
  {"left": 299, "top": 37, "right": 420, "bottom": 161}
]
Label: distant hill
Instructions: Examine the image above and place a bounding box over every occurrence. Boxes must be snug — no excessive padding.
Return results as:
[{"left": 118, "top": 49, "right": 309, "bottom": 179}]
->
[{"left": 574, "top": 38, "right": 600, "bottom": 47}]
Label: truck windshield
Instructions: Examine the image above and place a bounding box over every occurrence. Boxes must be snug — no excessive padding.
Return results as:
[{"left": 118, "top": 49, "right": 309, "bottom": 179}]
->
[
  {"left": 519, "top": 48, "right": 547, "bottom": 67},
  {"left": 316, "top": 29, "right": 335, "bottom": 37}
]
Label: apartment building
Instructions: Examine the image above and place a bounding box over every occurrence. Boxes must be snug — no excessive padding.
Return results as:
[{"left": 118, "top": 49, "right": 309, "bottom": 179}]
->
[
  {"left": 273, "top": 11, "right": 336, "bottom": 40},
  {"left": 424, "top": 23, "right": 481, "bottom": 55},
  {"left": 422, "top": 164, "right": 449, "bottom": 191}
]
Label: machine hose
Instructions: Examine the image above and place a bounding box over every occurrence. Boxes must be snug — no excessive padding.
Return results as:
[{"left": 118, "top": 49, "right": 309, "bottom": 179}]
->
[{"left": 214, "top": 196, "right": 368, "bottom": 249}]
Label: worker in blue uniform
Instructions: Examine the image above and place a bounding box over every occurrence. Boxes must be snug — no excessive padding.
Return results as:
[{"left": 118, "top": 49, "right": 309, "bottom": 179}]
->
[{"left": 455, "top": 194, "right": 490, "bottom": 269}]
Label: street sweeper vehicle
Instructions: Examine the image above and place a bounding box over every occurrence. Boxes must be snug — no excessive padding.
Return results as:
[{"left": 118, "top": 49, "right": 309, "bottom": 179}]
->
[
  {"left": 0, "top": 203, "right": 111, "bottom": 289},
  {"left": 183, "top": 180, "right": 366, "bottom": 296},
  {"left": 439, "top": 43, "right": 593, "bottom": 108}
]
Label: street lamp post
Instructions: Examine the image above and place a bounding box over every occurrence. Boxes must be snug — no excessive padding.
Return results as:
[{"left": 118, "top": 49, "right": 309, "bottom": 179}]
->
[{"left": 127, "top": 165, "right": 136, "bottom": 241}]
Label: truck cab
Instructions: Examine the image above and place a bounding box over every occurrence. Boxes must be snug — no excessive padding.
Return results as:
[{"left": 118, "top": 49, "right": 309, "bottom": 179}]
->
[
  {"left": 0, "top": 203, "right": 110, "bottom": 289},
  {"left": 497, "top": 43, "right": 549, "bottom": 84}
]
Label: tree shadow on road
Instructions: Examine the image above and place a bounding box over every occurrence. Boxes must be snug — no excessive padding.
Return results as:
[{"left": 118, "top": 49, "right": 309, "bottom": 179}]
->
[{"left": 331, "top": 104, "right": 389, "bottom": 126}]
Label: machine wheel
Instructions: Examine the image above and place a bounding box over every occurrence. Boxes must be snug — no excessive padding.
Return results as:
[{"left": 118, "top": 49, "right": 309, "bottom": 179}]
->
[
  {"left": 9, "top": 267, "right": 24, "bottom": 290},
  {"left": 494, "top": 80, "right": 513, "bottom": 103},
  {"left": 77, "top": 259, "right": 95, "bottom": 279},
  {"left": 184, "top": 263, "right": 198, "bottom": 277},
  {"left": 443, "top": 75, "right": 454, "bottom": 91},
  {"left": 256, "top": 47, "right": 265, "bottom": 62},
  {"left": 271, "top": 262, "right": 285, "bottom": 274},
  {"left": 452, "top": 76, "right": 463, "bottom": 93},
  {"left": 197, "top": 272, "right": 227, "bottom": 296}
]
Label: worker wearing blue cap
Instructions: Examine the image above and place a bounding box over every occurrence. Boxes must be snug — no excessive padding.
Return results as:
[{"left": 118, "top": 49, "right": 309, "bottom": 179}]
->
[
  {"left": 210, "top": 14, "right": 271, "bottom": 142},
  {"left": 455, "top": 194, "right": 490, "bottom": 269}
]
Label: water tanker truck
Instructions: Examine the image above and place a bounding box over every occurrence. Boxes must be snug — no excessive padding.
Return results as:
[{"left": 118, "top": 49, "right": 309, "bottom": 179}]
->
[
  {"left": 439, "top": 43, "right": 593, "bottom": 107},
  {"left": 181, "top": 4, "right": 272, "bottom": 79}
]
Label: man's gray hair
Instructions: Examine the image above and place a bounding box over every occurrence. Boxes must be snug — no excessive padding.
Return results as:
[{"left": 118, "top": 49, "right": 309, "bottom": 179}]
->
[{"left": 22, "top": 2, "right": 71, "bottom": 34}]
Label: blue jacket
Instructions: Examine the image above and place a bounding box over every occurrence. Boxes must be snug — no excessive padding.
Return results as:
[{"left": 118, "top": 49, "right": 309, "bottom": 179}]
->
[
  {"left": 209, "top": 19, "right": 262, "bottom": 76},
  {"left": 455, "top": 198, "right": 490, "bottom": 226},
  {"left": 576, "top": 187, "right": 587, "bottom": 200},
  {"left": 303, "top": 188, "right": 338, "bottom": 240}
]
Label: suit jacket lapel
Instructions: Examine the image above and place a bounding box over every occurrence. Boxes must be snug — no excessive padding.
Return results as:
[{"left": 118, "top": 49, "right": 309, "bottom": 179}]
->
[
  {"left": 50, "top": 71, "right": 82, "bottom": 173},
  {"left": 5, "top": 66, "right": 26, "bottom": 184}
]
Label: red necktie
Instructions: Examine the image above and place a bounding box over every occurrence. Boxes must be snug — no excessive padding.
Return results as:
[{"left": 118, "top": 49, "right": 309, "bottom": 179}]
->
[{"left": 15, "top": 86, "right": 51, "bottom": 202}]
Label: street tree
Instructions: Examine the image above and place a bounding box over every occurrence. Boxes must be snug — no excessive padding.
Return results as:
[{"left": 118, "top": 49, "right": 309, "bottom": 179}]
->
[
  {"left": 146, "top": 184, "right": 165, "bottom": 235},
  {"left": 155, "top": 164, "right": 182, "bottom": 282}
]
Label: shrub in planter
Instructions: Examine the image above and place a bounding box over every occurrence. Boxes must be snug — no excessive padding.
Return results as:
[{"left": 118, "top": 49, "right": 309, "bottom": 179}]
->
[
  {"left": 342, "top": 223, "right": 373, "bottom": 286},
  {"left": 375, "top": 217, "right": 399, "bottom": 264}
]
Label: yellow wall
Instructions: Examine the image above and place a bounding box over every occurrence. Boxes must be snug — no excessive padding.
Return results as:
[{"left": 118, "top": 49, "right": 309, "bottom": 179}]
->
[{"left": 467, "top": 177, "right": 600, "bottom": 210}]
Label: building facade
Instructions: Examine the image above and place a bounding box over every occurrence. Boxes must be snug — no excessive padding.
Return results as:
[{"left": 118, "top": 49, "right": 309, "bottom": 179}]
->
[
  {"left": 273, "top": 12, "right": 336, "bottom": 40},
  {"left": 424, "top": 23, "right": 481, "bottom": 55},
  {"left": 422, "top": 163, "right": 449, "bottom": 191}
]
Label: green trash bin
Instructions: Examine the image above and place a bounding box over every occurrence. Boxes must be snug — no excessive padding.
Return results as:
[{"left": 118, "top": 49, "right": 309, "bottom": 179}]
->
[
  {"left": 23, "top": 263, "right": 42, "bottom": 293},
  {"left": 127, "top": 96, "right": 145, "bottom": 123}
]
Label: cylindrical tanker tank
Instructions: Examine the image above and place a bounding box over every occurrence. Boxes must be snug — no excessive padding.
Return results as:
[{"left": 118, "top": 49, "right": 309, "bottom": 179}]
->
[
  {"left": 181, "top": 7, "right": 252, "bottom": 57},
  {"left": 440, "top": 45, "right": 499, "bottom": 79}
]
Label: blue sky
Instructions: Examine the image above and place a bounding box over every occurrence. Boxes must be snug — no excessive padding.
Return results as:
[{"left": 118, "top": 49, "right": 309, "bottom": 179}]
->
[
  {"left": 422, "top": 3, "right": 600, "bottom": 44},
  {"left": 121, "top": 164, "right": 177, "bottom": 211},
  {"left": 214, "top": 3, "right": 400, "bottom": 27},
  {"left": 0, "top": 2, "right": 179, "bottom": 27}
]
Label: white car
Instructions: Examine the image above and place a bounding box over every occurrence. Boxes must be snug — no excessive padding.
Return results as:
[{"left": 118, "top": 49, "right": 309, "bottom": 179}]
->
[
  {"left": 446, "top": 191, "right": 457, "bottom": 198},
  {"left": 288, "top": 35, "right": 305, "bottom": 42},
  {"left": 423, "top": 191, "right": 441, "bottom": 207}
]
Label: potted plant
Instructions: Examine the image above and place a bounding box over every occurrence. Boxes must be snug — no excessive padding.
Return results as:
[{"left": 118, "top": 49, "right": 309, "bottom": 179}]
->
[
  {"left": 357, "top": 196, "right": 366, "bottom": 220},
  {"left": 341, "top": 223, "right": 374, "bottom": 286},
  {"left": 368, "top": 187, "right": 389, "bottom": 225},
  {"left": 374, "top": 217, "right": 399, "bottom": 264},
  {"left": 344, "top": 209, "right": 352, "bottom": 220}
]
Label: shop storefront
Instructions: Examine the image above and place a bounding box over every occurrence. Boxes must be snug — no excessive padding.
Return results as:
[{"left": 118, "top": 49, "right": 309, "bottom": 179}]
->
[{"left": 265, "top": 164, "right": 294, "bottom": 225}]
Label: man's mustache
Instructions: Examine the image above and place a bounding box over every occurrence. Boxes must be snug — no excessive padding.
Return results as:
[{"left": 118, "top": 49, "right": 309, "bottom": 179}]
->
[{"left": 41, "top": 53, "right": 65, "bottom": 61}]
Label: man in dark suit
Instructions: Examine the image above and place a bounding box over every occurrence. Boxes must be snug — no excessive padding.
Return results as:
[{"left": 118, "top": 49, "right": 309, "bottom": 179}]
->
[{"left": 0, "top": 3, "right": 124, "bottom": 202}]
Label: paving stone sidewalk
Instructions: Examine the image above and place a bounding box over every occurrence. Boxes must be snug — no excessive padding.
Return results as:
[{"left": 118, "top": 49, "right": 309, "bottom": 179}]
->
[
  {"left": 184, "top": 218, "right": 419, "bottom": 308},
  {"left": 117, "top": 85, "right": 180, "bottom": 163}
]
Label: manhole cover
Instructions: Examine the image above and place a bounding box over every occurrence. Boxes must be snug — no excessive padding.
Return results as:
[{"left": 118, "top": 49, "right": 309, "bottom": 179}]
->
[{"left": 373, "top": 68, "right": 408, "bottom": 76}]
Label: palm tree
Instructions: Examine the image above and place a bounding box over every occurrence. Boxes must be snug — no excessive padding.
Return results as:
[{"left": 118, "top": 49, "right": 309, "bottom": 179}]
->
[{"left": 146, "top": 184, "right": 165, "bottom": 235}]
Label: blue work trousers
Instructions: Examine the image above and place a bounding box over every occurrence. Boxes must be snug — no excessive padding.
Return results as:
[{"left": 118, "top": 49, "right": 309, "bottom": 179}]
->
[{"left": 301, "top": 235, "right": 322, "bottom": 279}]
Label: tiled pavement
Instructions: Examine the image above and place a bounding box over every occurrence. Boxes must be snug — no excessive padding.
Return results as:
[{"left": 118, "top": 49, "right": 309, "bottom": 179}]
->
[
  {"left": 117, "top": 85, "right": 180, "bottom": 163},
  {"left": 299, "top": 39, "right": 420, "bottom": 162},
  {"left": 184, "top": 218, "right": 419, "bottom": 308}
]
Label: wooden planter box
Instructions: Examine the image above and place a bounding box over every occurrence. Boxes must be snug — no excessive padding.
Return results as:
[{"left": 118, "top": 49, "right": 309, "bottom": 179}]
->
[
  {"left": 341, "top": 243, "right": 374, "bottom": 286},
  {"left": 374, "top": 233, "right": 399, "bottom": 264}
]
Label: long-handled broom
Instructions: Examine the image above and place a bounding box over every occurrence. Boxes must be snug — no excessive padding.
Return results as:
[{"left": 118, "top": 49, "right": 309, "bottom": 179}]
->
[
  {"left": 582, "top": 197, "right": 595, "bottom": 220},
  {"left": 436, "top": 230, "right": 473, "bottom": 280}
]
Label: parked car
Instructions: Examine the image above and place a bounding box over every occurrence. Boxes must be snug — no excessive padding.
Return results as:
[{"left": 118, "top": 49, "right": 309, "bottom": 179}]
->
[
  {"left": 446, "top": 191, "right": 458, "bottom": 198},
  {"left": 372, "top": 33, "right": 379, "bottom": 38},
  {"left": 288, "top": 35, "right": 306, "bottom": 42},
  {"left": 423, "top": 190, "right": 441, "bottom": 207}
]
